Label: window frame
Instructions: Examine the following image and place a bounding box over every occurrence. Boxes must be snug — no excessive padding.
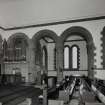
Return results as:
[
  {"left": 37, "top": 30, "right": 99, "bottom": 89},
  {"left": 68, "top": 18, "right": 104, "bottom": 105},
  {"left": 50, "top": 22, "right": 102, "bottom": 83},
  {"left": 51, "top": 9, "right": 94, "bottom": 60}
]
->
[
  {"left": 64, "top": 45, "right": 70, "bottom": 69},
  {"left": 71, "top": 45, "right": 80, "bottom": 70}
]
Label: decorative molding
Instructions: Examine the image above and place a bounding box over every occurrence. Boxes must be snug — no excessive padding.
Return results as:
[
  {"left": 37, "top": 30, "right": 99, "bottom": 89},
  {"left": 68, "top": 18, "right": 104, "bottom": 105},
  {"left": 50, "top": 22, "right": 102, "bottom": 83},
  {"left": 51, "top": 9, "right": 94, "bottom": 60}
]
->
[
  {"left": 42, "top": 37, "right": 49, "bottom": 43},
  {"left": 93, "top": 68, "right": 105, "bottom": 70},
  {"left": 101, "top": 26, "right": 105, "bottom": 69},
  {"left": 78, "top": 46, "right": 80, "bottom": 70},
  {"left": 32, "top": 29, "right": 58, "bottom": 44},
  {"left": 0, "top": 15, "right": 105, "bottom": 31},
  {"left": 64, "top": 39, "right": 85, "bottom": 42},
  {"left": 63, "top": 69, "right": 88, "bottom": 71}
]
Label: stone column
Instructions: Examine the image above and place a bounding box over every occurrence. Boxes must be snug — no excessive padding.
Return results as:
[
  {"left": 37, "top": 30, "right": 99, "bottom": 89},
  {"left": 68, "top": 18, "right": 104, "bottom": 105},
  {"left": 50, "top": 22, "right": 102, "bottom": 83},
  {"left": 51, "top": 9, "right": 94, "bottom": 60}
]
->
[
  {"left": 35, "top": 41, "right": 42, "bottom": 85},
  {"left": 87, "top": 43, "right": 95, "bottom": 79},
  {"left": 28, "top": 40, "right": 42, "bottom": 85},
  {"left": 56, "top": 38, "right": 63, "bottom": 83},
  {"left": 28, "top": 40, "right": 35, "bottom": 83},
  {"left": 101, "top": 26, "right": 105, "bottom": 69}
]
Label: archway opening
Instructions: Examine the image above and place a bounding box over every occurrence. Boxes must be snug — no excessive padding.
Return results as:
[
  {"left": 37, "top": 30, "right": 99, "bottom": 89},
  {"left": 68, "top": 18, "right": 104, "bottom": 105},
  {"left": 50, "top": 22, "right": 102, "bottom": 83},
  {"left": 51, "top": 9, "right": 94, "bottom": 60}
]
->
[
  {"left": 61, "top": 26, "right": 95, "bottom": 78},
  {"left": 64, "top": 35, "right": 87, "bottom": 76},
  {"left": 4, "top": 33, "right": 29, "bottom": 84},
  {"left": 6, "top": 34, "right": 29, "bottom": 62},
  {"left": 37, "top": 37, "right": 56, "bottom": 87},
  {"left": 35, "top": 37, "right": 56, "bottom": 71},
  {"left": 32, "top": 30, "right": 58, "bottom": 87}
]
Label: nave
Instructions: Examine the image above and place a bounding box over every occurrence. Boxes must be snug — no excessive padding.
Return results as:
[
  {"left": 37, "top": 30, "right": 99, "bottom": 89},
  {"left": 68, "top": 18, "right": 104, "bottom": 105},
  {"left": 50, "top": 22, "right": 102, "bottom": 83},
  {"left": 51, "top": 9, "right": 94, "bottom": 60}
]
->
[{"left": 48, "top": 76, "right": 104, "bottom": 105}]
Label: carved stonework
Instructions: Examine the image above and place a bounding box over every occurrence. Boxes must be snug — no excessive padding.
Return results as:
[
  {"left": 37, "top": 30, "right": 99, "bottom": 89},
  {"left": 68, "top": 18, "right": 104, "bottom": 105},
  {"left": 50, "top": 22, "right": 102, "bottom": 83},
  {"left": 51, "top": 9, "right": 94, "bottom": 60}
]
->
[{"left": 101, "top": 26, "right": 105, "bottom": 69}]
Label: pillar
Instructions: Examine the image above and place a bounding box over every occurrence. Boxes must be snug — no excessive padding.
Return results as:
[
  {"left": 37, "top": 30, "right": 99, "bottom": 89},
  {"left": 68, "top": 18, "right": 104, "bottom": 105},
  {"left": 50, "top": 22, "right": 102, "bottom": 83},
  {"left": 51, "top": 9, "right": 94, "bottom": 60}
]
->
[
  {"left": 88, "top": 44, "right": 95, "bottom": 79},
  {"left": 56, "top": 38, "right": 63, "bottom": 83},
  {"left": 101, "top": 26, "right": 105, "bottom": 69},
  {"left": 28, "top": 40, "right": 42, "bottom": 84},
  {"left": 28, "top": 40, "right": 36, "bottom": 83}
]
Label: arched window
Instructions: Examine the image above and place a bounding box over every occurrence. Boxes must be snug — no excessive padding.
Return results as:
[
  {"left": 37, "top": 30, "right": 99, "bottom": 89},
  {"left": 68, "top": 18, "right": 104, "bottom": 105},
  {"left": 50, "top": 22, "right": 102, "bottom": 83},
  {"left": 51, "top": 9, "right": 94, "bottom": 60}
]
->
[
  {"left": 5, "top": 38, "right": 28, "bottom": 62},
  {"left": 43, "top": 48, "right": 46, "bottom": 67},
  {"left": 72, "top": 46, "right": 78, "bottom": 69},
  {"left": 64, "top": 46, "right": 69, "bottom": 69},
  {"left": 14, "top": 38, "right": 27, "bottom": 61}
]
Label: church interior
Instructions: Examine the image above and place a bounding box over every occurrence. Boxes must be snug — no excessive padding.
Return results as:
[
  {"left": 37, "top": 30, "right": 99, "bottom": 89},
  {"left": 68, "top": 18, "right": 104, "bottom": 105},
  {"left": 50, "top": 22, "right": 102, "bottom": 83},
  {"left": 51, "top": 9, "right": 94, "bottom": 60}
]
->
[{"left": 0, "top": 0, "right": 105, "bottom": 105}]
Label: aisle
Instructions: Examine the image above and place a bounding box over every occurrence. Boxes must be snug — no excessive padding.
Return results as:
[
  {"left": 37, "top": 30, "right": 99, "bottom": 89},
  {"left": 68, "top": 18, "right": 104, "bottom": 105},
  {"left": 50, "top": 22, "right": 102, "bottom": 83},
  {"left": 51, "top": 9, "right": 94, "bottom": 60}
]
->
[
  {"left": 69, "top": 86, "right": 80, "bottom": 105},
  {"left": 68, "top": 81, "right": 100, "bottom": 105},
  {"left": 68, "top": 79, "right": 103, "bottom": 105}
]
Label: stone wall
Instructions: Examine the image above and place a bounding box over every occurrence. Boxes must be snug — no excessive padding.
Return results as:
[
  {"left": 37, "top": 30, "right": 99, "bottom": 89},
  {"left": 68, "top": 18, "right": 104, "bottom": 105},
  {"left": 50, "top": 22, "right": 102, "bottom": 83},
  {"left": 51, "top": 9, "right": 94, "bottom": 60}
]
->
[{"left": 1, "top": 18, "right": 105, "bottom": 81}]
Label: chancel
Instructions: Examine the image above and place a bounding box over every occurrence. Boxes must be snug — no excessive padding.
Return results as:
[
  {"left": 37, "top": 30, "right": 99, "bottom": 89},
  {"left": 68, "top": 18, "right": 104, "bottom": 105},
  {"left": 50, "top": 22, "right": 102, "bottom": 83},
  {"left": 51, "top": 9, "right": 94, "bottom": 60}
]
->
[{"left": 0, "top": 0, "right": 105, "bottom": 105}]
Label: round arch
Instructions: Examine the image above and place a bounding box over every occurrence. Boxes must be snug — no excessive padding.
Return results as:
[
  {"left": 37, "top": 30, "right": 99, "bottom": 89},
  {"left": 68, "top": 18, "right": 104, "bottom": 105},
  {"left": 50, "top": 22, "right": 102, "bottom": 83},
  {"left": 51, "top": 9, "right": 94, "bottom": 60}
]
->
[
  {"left": 61, "top": 26, "right": 94, "bottom": 45},
  {"left": 32, "top": 30, "right": 58, "bottom": 85},
  {"left": 60, "top": 26, "right": 95, "bottom": 78},
  {"left": 32, "top": 29, "right": 58, "bottom": 70},
  {"left": 7, "top": 32, "right": 30, "bottom": 47},
  {"left": 32, "top": 29, "right": 59, "bottom": 79},
  {"left": 32, "top": 29, "right": 58, "bottom": 45}
]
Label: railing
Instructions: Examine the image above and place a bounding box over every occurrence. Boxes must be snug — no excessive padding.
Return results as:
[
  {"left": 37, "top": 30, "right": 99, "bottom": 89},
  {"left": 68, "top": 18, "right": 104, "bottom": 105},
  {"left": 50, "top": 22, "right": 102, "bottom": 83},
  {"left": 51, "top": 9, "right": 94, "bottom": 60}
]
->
[{"left": 48, "top": 76, "right": 76, "bottom": 99}]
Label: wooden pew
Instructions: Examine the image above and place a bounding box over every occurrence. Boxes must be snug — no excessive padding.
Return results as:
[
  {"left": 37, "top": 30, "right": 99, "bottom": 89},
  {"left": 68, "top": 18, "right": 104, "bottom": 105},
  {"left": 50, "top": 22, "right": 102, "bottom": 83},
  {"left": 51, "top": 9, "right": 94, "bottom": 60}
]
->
[{"left": 58, "top": 77, "right": 76, "bottom": 103}]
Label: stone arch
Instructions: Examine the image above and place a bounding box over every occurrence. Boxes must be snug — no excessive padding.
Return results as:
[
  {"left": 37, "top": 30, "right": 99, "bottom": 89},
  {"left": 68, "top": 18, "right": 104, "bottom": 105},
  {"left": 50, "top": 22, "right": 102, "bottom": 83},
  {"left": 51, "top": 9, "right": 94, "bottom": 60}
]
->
[
  {"left": 6, "top": 33, "right": 30, "bottom": 62},
  {"left": 7, "top": 32, "right": 30, "bottom": 47},
  {"left": 32, "top": 29, "right": 58, "bottom": 62},
  {"left": 61, "top": 26, "right": 94, "bottom": 45},
  {"left": 32, "top": 29, "right": 58, "bottom": 44},
  {"left": 60, "top": 26, "right": 95, "bottom": 79},
  {"left": 32, "top": 29, "right": 58, "bottom": 85},
  {"left": 32, "top": 29, "right": 58, "bottom": 66}
]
